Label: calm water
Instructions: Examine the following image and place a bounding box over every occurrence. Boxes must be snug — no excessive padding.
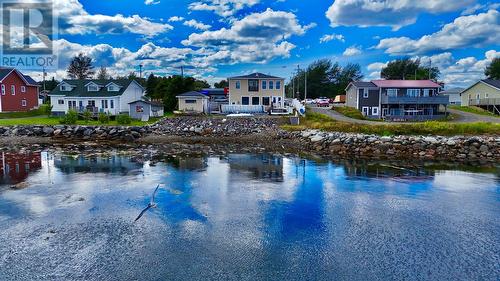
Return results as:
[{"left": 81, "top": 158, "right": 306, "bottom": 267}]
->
[{"left": 0, "top": 151, "right": 499, "bottom": 281}]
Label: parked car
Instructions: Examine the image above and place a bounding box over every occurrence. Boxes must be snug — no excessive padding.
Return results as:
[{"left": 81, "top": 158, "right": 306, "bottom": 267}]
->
[
  {"left": 316, "top": 97, "right": 330, "bottom": 107},
  {"left": 302, "top": 98, "right": 314, "bottom": 105}
]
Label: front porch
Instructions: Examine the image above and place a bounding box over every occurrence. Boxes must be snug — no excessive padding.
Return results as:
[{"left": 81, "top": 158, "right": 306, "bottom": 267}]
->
[{"left": 382, "top": 104, "right": 447, "bottom": 122}]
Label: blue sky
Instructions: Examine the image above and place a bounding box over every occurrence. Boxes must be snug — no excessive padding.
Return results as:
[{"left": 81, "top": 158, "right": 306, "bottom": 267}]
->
[{"left": 43, "top": 0, "right": 500, "bottom": 87}]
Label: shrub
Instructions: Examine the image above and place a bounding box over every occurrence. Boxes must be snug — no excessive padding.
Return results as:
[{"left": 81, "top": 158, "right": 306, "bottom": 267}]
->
[
  {"left": 59, "top": 109, "right": 78, "bottom": 124},
  {"left": 116, "top": 114, "right": 132, "bottom": 125},
  {"left": 98, "top": 112, "right": 110, "bottom": 124},
  {"left": 40, "top": 104, "right": 53, "bottom": 117},
  {"left": 82, "top": 110, "right": 93, "bottom": 124}
]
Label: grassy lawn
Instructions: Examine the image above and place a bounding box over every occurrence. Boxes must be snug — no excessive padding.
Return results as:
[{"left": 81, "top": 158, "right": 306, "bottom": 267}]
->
[
  {"left": 449, "top": 105, "right": 499, "bottom": 117},
  {"left": 0, "top": 115, "right": 164, "bottom": 126},
  {"left": 283, "top": 111, "right": 500, "bottom": 136},
  {"left": 333, "top": 106, "right": 366, "bottom": 120}
]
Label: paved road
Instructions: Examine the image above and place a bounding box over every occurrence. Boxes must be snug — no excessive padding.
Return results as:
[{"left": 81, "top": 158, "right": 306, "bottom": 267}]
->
[
  {"left": 309, "top": 106, "right": 500, "bottom": 124},
  {"left": 447, "top": 108, "right": 500, "bottom": 123}
]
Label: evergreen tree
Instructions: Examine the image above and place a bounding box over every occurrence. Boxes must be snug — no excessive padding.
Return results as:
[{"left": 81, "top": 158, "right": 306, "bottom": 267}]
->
[
  {"left": 96, "top": 66, "right": 109, "bottom": 80},
  {"left": 485, "top": 57, "right": 500, "bottom": 80},
  {"left": 67, "top": 53, "right": 94, "bottom": 79}
]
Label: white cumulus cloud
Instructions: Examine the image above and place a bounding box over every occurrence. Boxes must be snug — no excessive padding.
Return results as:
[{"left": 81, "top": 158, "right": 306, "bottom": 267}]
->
[{"left": 326, "top": 0, "right": 474, "bottom": 30}]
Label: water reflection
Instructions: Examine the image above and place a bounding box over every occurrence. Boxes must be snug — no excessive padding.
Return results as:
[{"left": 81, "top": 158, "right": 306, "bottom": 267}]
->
[
  {"left": 0, "top": 151, "right": 42, "bottom": 185},
  {"left": 0, "top": 150, "right": 498, "bottom": 281}
]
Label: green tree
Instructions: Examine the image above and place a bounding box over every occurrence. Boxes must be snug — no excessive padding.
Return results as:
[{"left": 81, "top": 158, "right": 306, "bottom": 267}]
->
[
  {"left": 286, "top": 59, "right": 362, "bottom": 99},
  {"left": 67, "top": 53, "right": 94, "bottom": 79},
  {"left": 42, "top": 77, "right": 59, "bottom": 91},
  {"left": 381, "top": 58, "right": 440, "bottom": 80},
  {"left": 82, "top": 110, "right": 92, "bottom": 124},
  {"left": 96, "top": 66, "right": 109, "bottom": 80},
  {"left": 145, "top": 74, "right": 159, "bottom": 98},
  {"left": 194, "top": 79, "right": 210, "bottom": 91},
  {"left": 485, "top": 57, "right": 500, "bottom": 79},
  {"left": 214, "top": 80, "right": 229, "bottom": 88}
]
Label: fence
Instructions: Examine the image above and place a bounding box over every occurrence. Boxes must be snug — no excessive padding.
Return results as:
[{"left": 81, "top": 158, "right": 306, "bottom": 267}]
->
[{"left": 221, "top": 105, "right": 265, "bottom": 114}]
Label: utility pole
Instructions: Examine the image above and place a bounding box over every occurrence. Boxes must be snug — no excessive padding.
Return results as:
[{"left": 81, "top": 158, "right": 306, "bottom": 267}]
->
[
  {"left": 139, "top": 64, "right": 143, "bottom": 79},
  {"left": 180, "top": 66, "right": 184, "bottom": 78},
  {"left": 304, "top": 69, "right": 307, "bottom": 101},
  {"left": 42, "top": 67, "right": 46, "bottom": 92},
  {"left": 296, "top": 64, "right": 300, "bottom": 100},
  {"left": 292, "top": 75, "right": 295, "bottom": 99},
  {"left": 429, "top": 59, "right": 432, "bottom": 80}
]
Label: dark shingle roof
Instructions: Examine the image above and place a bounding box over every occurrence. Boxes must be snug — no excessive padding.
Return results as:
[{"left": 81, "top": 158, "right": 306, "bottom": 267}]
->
[
  {"left": 22, "top": 74, "right": 38, "bottom": 86},
  {"left": 176, "top": 91, "right": 208, "bottom": 98},
  {"left": 129, "top": 99, "right": 164, "bottom": 107},
  {"left": 49, "top": 79, "right": 139, "bottom": 97},
  {"left": 482, "top": 79, "right": 500, "bottom": 89},
  {"left": 351, "top": 81, "right": 377, "bottom": 88},
  {"left": 0, "top": 68, "right": 14, "bottom": 81},
  {"left": 229, "top": 72, "right": 283, "bottom": 79},
  {"left": 440, "top": 88, "right": 464, "bottom": 95}
]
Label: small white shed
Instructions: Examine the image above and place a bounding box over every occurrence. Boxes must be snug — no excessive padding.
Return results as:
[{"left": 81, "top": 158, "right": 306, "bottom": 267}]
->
[{"left": 176, "top": 91, "right": 209, "bottom": 114}]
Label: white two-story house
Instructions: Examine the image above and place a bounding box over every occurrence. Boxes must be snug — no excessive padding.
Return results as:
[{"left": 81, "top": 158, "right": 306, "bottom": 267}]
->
[
  {"left": 228, "top": 73, "right": 285, "bottom": 110},
  {"left": 49, "top": 79, "right": 145, "bottom": 116}
]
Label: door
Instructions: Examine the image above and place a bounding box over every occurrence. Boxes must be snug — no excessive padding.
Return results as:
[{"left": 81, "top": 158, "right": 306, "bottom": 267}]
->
[
  {"left": 362, "top": 106, "right": 369, "bottom": 116},
  {"left": 272, "top": 96, "right": 282, "bottom": 108},
  {"left": 382, "top": 108, "right": 388, "bottom": 117}
]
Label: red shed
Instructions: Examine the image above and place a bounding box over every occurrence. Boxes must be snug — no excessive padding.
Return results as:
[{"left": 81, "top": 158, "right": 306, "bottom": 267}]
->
[{"left": 0, "top": 68, "right": 40, "bottom": 112}]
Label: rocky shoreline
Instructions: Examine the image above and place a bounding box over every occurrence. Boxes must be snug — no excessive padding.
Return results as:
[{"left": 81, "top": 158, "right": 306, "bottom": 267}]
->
[{"left": 0, "top": 116, "right": 499, "bottom": 163}]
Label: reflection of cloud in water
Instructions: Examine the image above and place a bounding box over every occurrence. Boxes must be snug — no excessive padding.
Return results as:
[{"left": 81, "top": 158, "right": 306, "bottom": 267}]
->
[{"left": 433, "top": 171, "right": 498, "bottom": 191}]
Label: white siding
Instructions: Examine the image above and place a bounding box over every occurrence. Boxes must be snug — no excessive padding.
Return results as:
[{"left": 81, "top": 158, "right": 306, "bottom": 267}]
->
[{"left": 119, "top": 82, "right": 145, "bottom": 113}]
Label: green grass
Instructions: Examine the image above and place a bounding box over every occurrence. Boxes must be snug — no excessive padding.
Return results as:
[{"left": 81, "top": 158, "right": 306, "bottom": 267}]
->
[
  {"left": 333, "top": 106, "right": 366, "bottom": 120},
  {"left": 0, "top": 105, "right": 50, "bottom": 119},
  {"left": 449, "top": 105, "right": 499, "bottom": 117},
  {"left": 0, "top": 115, "right": 164, "bottom": 127},
  {"left": 282, "top": 111, "right": 500, "bottom": 136}
]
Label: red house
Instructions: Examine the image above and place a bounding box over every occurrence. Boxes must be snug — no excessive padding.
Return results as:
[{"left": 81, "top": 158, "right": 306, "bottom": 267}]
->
[{"left": 0, "top": 68, "right": 40, "bottom": 112}]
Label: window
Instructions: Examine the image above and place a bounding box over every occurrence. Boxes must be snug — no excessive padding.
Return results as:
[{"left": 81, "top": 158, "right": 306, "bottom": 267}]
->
[
  {"left": 21, "top": 99, "right": 27, "bottom": 107},
  {"left": 235, "top": 81, "right": 241, "bottom": 89},
  {"left": 79, "top": 101, "right": 83, "bottom": 108},
  {"left": 248, "top": 80, "right": 259, "bottom": 92},
  {"left": 387, "top": 89, "right": 397, "bottom": 97},
  {"left": 1, "top": 85, "right": 5, "bottom": 95},
  {"left": 60, "top": 85, "right": 70, "bottom": 91},
  {"left": 276, "top": 81, "right": 281, "bottom": 89},
  {"left": 269, "top": 81, "right": 274, "bottom": 90},
  {"left": 88, "top": 85, "right": 99, "bottom": 92},
  {"left": 185, "top": 99, "right": 197, "bottom": 104},
  {"left": 101, "top": 100, "right": 108, "bottom": 109},
  {"left": 242, "top": 97, "right": 249, "bottom": 105},
  {"left": 363, "top": 89, "right": 369, "bottom": 98},
  {"left": 407, "top": 89, "right": 420, "bottom": 97},
  {"left": 108, "top": 85, "right": 119, "bottom": 92},
  {"left": 423, "top": 89, "right": 431, "bottom": 97},
  {"left": 21, "top": 86, "right": 26, "bottom": 93},
  {"left": 262, "top": 81, "right": 267, "bottom": 89},
  {"left": 88, "top": 100, "right": 96, "bottom": 107},
  {"left": 11, "top": 85, "right": 15, "bottom": 95},
  {"left": 262, "top": 97, "right": 270, "bottom": 106},
  {"left": 68, "top": 101, "right": 76, "bottom": 109},
  {"left": 58, "top": 99, "right": 64, "bottom": 105},
  {"left": 252, "top": 97, "right": 260, "bottom": 105},
  {"left": 110, "top": 100, "right": 114, "bottom": 109},
  {"left": 372, "top": 107, "right": 379, "bottom": 116},
  {"left": 136, "top": 106, "right": 144, "bottom": 113}
]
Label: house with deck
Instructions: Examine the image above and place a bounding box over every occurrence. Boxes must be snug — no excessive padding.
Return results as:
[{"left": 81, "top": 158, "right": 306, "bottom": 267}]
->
[
  {"left": 0, "top": 67, "right": 40, "bottom": 112},
  {"left": 226, "top": 73, "right": 285, "bottom": 113},
  {"left": 346, "top": 80, "right": 448, "bottom": 121},
  {"left": 49, "top": 79, "right": 145, "bottom": 116},
  {"left": 460, "top": 79, "right": 500, "bottom": 115}
]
